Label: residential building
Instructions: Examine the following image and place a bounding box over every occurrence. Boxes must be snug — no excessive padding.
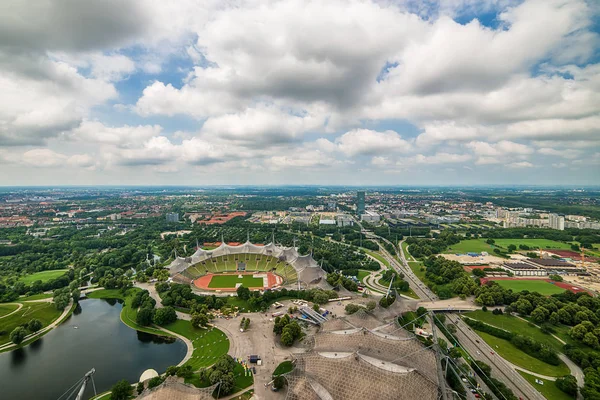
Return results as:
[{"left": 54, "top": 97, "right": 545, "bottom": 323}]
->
[
  {"left": 549, "top": 213, "right": 565, "bottom": 230},
  {"left": 356, "top": 191, "right": 365, "bottom": 216},
  {"left": 166, "top": 212, "right": 179, "bottom": 223}
]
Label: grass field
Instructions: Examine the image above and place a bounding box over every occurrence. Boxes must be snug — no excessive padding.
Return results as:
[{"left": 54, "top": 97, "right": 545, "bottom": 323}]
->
[
  {"left": 163, "top": 320, "right": 229, "bottom": 370},
  {"left": 475, "top": 331, "right": 570, "bottom": 376},
  {"left": 446, "top": 239, "right": 573, "bottom": 254},
  {"left": 401, "top": 242, "right": 414, "bottom": 261},
  {"left": 19, "top": 269, "right": 69, "bottom": 284},
  {"left": 517, "top": 371, "right": 575, "bottom": 400},
  {"left": 0, "top": 303, "right": 19, "bottom": 318},
  {"left": 208, "top": 274, "right": 265, "bottom": 288},
  {"left": 273, "top": 360, "right": 294, "bottom": 376},
  {"left": 363, "top": 249, "right": 389, "bottom": 268},
  {"left": 491, "top": 279, "right": 566, "bottom": 295},
  {"left": 19, "top": 292, "right": 53, "bottom": 301},
  {"left": 0, "top": 301, "right": 62, "bottom": 346},
  {"left": 465, "top": 311, "right": 564, "bottom": 352},
  {"left": 357, "top": 269, "right": 370, "bottom": 283}
]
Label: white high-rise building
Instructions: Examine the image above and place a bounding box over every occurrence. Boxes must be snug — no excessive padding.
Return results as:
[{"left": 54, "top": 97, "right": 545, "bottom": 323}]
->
[{"left": 549, "top": 213, "right": 565, "bottom": 230}]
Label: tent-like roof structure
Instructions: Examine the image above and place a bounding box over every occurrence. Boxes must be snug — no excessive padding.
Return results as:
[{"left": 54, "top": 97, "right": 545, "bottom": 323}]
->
[{"left": 167, "top": 240, "right": 326, "bottom": 285}]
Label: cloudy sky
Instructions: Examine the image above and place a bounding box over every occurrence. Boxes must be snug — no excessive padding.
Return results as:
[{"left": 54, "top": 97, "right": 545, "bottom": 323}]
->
[{"left": 1, "top": 0, "right": 599, "bottom": 186}]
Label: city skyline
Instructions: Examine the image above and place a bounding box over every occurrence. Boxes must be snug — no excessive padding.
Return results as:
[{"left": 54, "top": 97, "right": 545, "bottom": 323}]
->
[{"left": 0, "top": 0, "right": 599, "bottom": 186}]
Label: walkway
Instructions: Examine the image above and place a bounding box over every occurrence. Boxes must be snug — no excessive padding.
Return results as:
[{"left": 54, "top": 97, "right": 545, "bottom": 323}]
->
[{"left": 0, "top": 303, "right": 23, "bottom": 319}]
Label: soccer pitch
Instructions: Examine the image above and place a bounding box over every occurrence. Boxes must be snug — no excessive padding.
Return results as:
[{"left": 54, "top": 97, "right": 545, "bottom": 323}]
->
[
  {"left": 207, "top": 274, "right": 265, "bottom": 288},
  {"left": 491, "top": 279, "right": 565, "bottom": 295}
]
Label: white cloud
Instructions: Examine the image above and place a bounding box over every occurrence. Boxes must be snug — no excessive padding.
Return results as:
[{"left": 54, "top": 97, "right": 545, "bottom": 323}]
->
[
  {"left": 335, "top": 129, "right": 413, "bottom": 157},
  {"left": 507, "top": 161, "right": 534, "bottom": 168},
  {"left": 537, "top": 147, "right": 582, "bottom": 159},
  {"left": 65, "top": 121, "right": 163, "bottom": 148}
]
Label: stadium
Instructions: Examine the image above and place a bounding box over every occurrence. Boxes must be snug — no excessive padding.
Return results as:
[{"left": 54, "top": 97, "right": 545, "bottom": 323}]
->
[{"left": 167, "top": 241, "right": 327, "bottom": 292}]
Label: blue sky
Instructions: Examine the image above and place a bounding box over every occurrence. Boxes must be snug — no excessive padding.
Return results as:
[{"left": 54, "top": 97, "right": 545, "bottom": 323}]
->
[{"left": 0, "top": 0, "right": 598, "bottom": 185}]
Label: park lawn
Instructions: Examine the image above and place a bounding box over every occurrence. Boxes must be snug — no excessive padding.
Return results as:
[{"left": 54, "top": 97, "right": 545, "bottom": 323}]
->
[
  {"left": 208, "top": 275, "right": 264, "bottom": 289},
  {"left": 162, "top": 319, "right": 229, "bottom": 371},
  {"left": 445, "top": 239, "right": 496, "bottom": 254},
  {"left": 19, "top": 292, "right": 53, "bottom": 301},
  {"left": 0, "top": 303, "right": 19, "bottom": 318},
  {"left": 0, "top": 301, "right": 62, "bottom": 346},
  {"left": 87, "top": 288, "right": 170, "bottom": 337},
  {"left": 18, "top": 269, "right": 69, "bottom": 284},
  {"left": 401, "top": 242, "right": 414, "bottom": 261},
  {"left": 273, "top": 360, "right": 294, "bottom": 376},
  {"left": 517, "top": 371, "right": 575, "bottom": 400},
  {"left": 491, "top": 279, "right": 566, "bottom": 295},
  {"left": 363, "top": 249, "right": 390, "bottom": 268},
  {"left": 493, "top": 239, "right": 573, "bottom": 250},
  {"left": 357, "top": 269, "right": 370, "bottom": 283},
  {"left": 465, "top": 311, "right": 564, "bottom": 352},
  {"left": 408, "top": 261, "right": 428, "bottom": 283},
  {"left": 445, "top": 239, "right": 573, "bottom": 255},
  {"left": 475, "top": 331, "right": 570, "bottom": 377}
]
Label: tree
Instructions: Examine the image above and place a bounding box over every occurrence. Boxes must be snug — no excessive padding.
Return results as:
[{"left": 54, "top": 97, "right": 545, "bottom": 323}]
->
[
  {"left": 137, "top": 382, "right": 145, "bottom": 395},
  {"left": 147, "top": 376, "right": 164, "bottom": 389},
  {"left": 507, "top": 244, "right": 517, "bottom": 253},
  {"left": 110, "top": 379, "right": 133, "bottom": 400},
  {"left": 583, "top": 332, "right": 599, "bottom": 349},
  {"left": 72, "top": 289, "right": 81, "bottom": 303},
  {"left": 236, "top": 285, "right": 250, "bottom": 300},
  {"left": 365, "top": 300, "right": 376, "bottom": 311},
  {"left": 191, "top": 312, "right": 209, "bottom": 329},
  {"left": 27, "top": 319, "right": 43, "bottom": 332},
  {"left": 569, "top": 324, "right": 588, "bottom": 341},
  {"left": 273, "top": 375, "right": 286, "bottom": 390},
  {"left": 555, "top": 375, "right": 578, "bottom": 396},
  {"left": 165, "top": 365, "right": 180, "bottom": 376},
  {"left": 153, "top": 306, "right": 177, "bottom": 326},
  {"left": 281, "top": 330, "right": 294, "bottom": 346},
  {"left": 531, "top": 306, "right": 549, "bottom": 323},
  {"left": 136, "top": 308, "right": 154, "bottom": 326},
  {"left": 486, "top": 239, "right": 495, "bottom": 245},
  {"left": 345, "top": 304, "right": 361, "bottom": 314},
  {"left": 10, "top": 326, "right": 27, "bottom": 345}
]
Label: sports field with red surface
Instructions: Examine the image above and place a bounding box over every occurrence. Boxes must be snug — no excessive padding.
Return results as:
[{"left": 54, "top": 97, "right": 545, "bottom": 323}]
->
[{"left": 194, "top": 272, "right": 282, "bottom": 291}]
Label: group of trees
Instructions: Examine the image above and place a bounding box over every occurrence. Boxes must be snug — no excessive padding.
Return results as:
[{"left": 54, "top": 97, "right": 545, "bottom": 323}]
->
[
  {"left": 379, "top": 269, "right": 410, "bottom": 292},
  {"left": 326, "top": 272, "right": 358, "bottom": 291},
  {"left": 472, "top": 283, "right": 600, "bottom": 398},
  {"left": 405, "top": 232, "right": 461, "bottom": 258},
  {"left": 423, "top": 256, "right": 477, "bottom": 299},
  {"left": 379, "top": 293, "right": 396, "bottom": 308},
  {"left": 273, "top": 314, "right": 303, "bottom": 346},
  {"left": 345, "top": 301, "right": 376, "bottom": 315},
  {"left": 197, "top": 354, "right": 238, "bottom": 395},
  {"left": 133, "top": 290, "right": 157, "bottom": 326},
  {"left": 239, "top": 316, "right": 250, "bottom": 331},
  {"left": 9, "top": 318, "right": 43, "bottom": 345}
]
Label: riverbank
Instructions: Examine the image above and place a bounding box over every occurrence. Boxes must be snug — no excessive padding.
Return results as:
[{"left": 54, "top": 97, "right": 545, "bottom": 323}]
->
[{"left": 0, "top": 300, "right": 76, "bottom": 354}]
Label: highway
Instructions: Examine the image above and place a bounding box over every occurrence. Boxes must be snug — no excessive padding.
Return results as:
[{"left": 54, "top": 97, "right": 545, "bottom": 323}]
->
[{"left": 446, "top": 313, "right": 545, "bottom": 400}]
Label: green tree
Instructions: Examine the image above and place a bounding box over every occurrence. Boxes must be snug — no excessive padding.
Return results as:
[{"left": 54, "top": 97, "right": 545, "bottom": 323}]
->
[
  {"left": 583, "top": 332, "right": 599, "bottom": 349},
  {"left": 10, "top": 326, "right": 27, "bottom": 345},
  {"left": 27, "top": 319, "right": 43, "bottom": 332},
  {"left": 136, "top": 308, "right": 154, "bottom": 326},
  {"left": 365, "top": 300, "right": 376, "bottom": 311},
  {"left": 531, "top": 306, "right": 549, "bottom": 323},
  {"left": 147, "top": 376, "right": 164, "bottom": 389},
  {"left": 236, "top": 285, "right": 250, "bottom": 300},
  {"left": 110, "top": 379, "right": 133, "bottom": 400},
  {"left": 72, "top": 289, "right": 81, "bottom": 303},
  {"left": 281, "top": 330, "right": 294, "bottom": 346},
  {"left": 153, "top": 306, "right": 177, "bottom": 325},
  {"left": 136, "top": 382, "right": 144, "bottom": 395},
  {"left": 345, "top": 304, "right": 361, "bottom": 314},
  {"left": 191, "top": 312, "right": 209, "bottom": 329},
  {"left": 555, "top": 375, "right": 578, "bottom": 396}
]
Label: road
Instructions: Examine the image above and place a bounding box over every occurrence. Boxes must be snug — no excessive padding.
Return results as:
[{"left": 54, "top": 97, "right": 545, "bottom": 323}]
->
[{"left": 446, "top": 313, "right": 545, "bottom": 400}]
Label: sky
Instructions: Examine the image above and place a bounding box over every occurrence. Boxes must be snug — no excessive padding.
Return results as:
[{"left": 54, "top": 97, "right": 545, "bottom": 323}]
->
[{"left": 0, "top": 0, "right": 599, "bottom": 186}]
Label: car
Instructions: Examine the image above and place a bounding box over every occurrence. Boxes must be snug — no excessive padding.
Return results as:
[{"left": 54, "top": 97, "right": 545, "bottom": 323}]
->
[
  {"left": 474, "top": 394, "right": 481, "bottom": 398},
  {"left": 490, "top": 351, "right": 495, "bottom": 355},
  {"left": 470, "top": 389, "right": 477, "bottom": 393},
  {"left": 476, "top": 351, "right": 481, "bottom": 355},
  {"left": 475, "top": 340, "right": 480, "bottom": 343}
]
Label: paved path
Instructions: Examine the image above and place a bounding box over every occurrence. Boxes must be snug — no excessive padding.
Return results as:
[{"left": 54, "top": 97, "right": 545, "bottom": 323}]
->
[
  {"left": 0, "top": 300, "right": 74, "bottom": 352},
  {"left": 155, "top": 325, "right": 195, "bottom": 368},
  {"left": 0, "top": 303, "right": 23, "bottom": 319}
]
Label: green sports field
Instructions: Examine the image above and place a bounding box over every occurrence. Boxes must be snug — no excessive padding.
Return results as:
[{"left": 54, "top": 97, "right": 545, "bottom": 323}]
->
[
  {"left": 208, "top": 274, "right": 265, "bottom": 288},
  {"left": 490, "top": 279, "right": 565, "bottom": 295},
  {"left": 445, "top": 238, "right": 573, "bottom": 254},
  {"left": 18, "top": 269, "right": 69, "bottom": 284}
]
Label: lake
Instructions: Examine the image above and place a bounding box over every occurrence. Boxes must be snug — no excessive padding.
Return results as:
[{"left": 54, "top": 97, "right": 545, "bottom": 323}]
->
[{"left": 0, "top": 298, "right": 187, "bottom": 399}]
